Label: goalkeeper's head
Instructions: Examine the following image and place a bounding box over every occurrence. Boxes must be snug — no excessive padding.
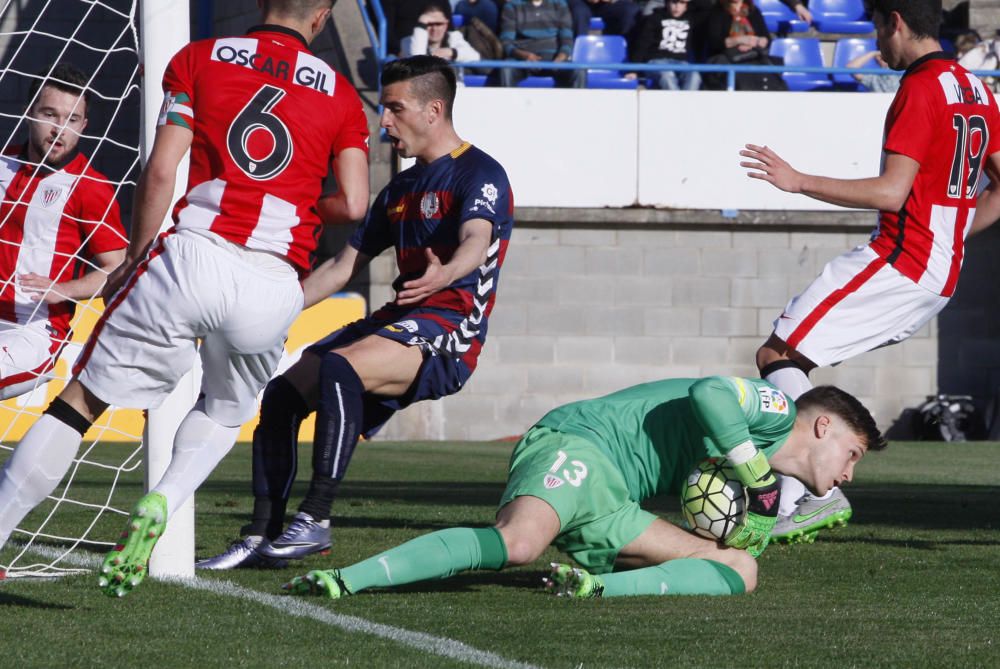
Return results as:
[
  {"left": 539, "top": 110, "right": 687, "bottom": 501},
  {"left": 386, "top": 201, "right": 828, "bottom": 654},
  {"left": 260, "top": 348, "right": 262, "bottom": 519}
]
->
[
  {"left": 25, "top": 63, "right": 90, "bottom": 167},
  {"left": 775, "top": 386, "right": 887, "bottom": 496}
]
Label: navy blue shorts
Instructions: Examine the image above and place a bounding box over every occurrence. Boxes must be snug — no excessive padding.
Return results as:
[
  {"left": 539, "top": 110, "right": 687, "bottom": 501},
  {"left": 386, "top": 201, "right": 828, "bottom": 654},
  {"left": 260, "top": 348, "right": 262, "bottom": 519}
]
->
[{"left": 306, "top": 305, "right": 475, "bottom": 436}]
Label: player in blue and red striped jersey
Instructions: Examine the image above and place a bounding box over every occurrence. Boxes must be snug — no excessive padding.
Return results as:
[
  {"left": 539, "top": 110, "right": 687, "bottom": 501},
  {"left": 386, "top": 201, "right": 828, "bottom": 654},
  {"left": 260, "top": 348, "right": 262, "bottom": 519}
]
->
[
  {"left": 739, "top": 0, "right": 1000, "bottom": 543},
  {"left": 0, "top": 0, "right": 370, "bottom": 595},
  {"left": 198, "top": 55, "right": 515, "bottom": 570}
]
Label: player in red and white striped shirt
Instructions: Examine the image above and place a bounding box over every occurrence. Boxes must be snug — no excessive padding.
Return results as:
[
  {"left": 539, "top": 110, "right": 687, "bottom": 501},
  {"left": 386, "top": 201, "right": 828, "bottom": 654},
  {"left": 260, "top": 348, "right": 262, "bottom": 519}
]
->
[
  {"left": 739, "top": 0, "right": 1000, "bottom": 541},
  {"left": 0, "top": 0, "right": 370, "bottom": 595},
  {"left": 0, "top": 63, "right": 127, "bottom": 401}
]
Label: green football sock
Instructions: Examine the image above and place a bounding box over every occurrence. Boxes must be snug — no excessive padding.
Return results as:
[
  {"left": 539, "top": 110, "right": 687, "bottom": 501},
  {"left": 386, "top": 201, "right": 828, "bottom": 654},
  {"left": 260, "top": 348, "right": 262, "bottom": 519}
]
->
[
  {"left": 598, "top": 559, "right": 746, "bottom": 597},
  {"left": 339, "top": 527, "right": 507, "bottom": 594}
]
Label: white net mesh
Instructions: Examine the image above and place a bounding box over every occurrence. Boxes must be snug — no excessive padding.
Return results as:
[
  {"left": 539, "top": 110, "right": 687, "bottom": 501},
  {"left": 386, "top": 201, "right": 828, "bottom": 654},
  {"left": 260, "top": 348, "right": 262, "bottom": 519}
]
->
[{"left": 0, "top": 0, "right": 143, "bottom": 578}]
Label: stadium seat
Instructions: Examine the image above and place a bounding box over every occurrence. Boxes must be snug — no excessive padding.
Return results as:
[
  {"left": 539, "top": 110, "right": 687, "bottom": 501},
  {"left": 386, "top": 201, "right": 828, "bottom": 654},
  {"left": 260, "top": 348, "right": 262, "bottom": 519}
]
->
[
  {"left": 517, "top": 76, "right": 556, "bottom": 88},
  {"left": 831, "top": 37, "right": 877, "bottom": 90},
  {"left": 756, "top": 0, "right": 809, "bottom": 34},
  {"left": 770, "top": 38, "right": 834, "bottom": 91},
  {"left": 572, "top": 35, "right": 639, "bottom": 89},
  {"left": 810, "top": 0, "right": 875, "bottom": 34},
  {"left": 462, "top": 73, "right": 488, "bottom": 87}
]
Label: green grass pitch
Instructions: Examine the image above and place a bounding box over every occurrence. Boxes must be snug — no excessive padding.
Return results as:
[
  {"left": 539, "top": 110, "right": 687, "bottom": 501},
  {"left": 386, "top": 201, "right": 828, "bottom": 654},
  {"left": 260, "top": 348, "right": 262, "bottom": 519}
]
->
[{"left": 2, "top": 439, "right": 999, "bottom": 668}]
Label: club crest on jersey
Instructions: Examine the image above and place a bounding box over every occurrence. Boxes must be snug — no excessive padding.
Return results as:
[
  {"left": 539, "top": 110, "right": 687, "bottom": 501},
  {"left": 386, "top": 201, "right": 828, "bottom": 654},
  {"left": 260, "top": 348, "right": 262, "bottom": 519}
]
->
[
  {"left": 543, "top": 474, "right": 564, "bottom": 489},
  {"left": 757, "top": 387, "right": 789, "bottom": 415},
  {"left": 420, "top": 192, "right": 440, "bottom": 218},
  {"left": 469, "top": 183, "right": 498, "bottom": 215},
  {"left": 39, "top": 186, "right": 63, "bottom": 207}
]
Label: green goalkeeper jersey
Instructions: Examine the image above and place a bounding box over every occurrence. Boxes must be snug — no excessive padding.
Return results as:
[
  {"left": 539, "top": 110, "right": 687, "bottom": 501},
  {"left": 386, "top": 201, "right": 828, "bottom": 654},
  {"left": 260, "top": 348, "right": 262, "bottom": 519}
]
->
[{"left": 533, "top": 377, "right": 795, "bottom": 502}]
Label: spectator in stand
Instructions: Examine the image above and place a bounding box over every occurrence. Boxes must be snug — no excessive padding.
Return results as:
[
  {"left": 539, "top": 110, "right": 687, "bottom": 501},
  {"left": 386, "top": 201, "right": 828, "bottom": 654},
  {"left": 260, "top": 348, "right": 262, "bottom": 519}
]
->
[
  {"left": 402, "top": 3, "right": 481, "bottom": 63},
  {"left": 702, "top": 0, "right": 776, "bottom": 90},
  {"left": 568, "top": 0, "right": 643, "bottom": 38},
  {"left": 497, "top": 0, "right": 584, "bottom": 87},
  {"left": 384, "top": 0, "right": 433, "bottom": 55},
  {"left": 454, "top": 0, "right": 500, "bottom": 33},
  {"left": 629, "top": 0, "right": 707, "bottom": 90},
  {"left": 705, "top": 0, "right": 770, "bottom": 61},
  {"left": 846, "top": 49, "right": 898, "bottom": 93}
]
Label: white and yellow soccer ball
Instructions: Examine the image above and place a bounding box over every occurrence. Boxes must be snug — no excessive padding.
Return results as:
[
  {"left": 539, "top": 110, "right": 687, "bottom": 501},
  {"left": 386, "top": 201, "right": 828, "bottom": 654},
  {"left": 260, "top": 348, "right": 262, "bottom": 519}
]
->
[{"left": 680, "top": 458, "right": 747, "bottom": 541}]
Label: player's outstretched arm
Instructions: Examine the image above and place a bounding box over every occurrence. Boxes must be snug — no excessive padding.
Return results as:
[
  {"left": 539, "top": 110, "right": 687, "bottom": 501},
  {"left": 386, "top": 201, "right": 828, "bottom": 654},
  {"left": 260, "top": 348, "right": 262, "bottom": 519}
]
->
[
  {"left": 20, "top": 248, "right": 126, "bottom": 304},
  {"left": 317, "top": 147, "right": 370, "bottom": 225},
  {"left": 103, "top": 124, "right": 192, "bottom": 299},
  {"left": 740, "top": 145, "right": 919, "bottom": 211},
  {"left": 969, "top": 152, "right": 1000, "bottom": 236},
  {"left": 301, "top": 244, "right": 372, "bottom": 309},
  {"left": 396, "top": 218, "right": 492, "bottom": 306}
]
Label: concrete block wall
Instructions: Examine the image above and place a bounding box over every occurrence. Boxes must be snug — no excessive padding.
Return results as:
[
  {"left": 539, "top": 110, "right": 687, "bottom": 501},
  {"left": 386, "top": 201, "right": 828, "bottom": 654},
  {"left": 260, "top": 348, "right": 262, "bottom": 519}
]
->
[{"left": 378, "top": 213, "right": 957, "bottom": 441}]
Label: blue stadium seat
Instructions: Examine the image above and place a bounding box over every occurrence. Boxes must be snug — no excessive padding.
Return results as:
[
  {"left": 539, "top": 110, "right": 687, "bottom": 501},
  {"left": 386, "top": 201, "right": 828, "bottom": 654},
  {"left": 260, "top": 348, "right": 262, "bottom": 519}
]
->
[
  {"left": 757, "top": 0, "right": 809, "bottom": 34},
  {"left": 462, "top": 73, "right": 488, "bottom": 87},
  {"left": 831, "top": 37, "right": 877, "bottom": 90},
  {"left": 517, "top": 76, "right": 556, "bottom": 88},
  {"left": 572, "top": 35, "right": 639, "bottom": 89},
  {"left": 810, "top": 0, "right": 875, "bottom": 34},
  {"left": 770, "top": 38, "right": 834, "bottom": 91}
]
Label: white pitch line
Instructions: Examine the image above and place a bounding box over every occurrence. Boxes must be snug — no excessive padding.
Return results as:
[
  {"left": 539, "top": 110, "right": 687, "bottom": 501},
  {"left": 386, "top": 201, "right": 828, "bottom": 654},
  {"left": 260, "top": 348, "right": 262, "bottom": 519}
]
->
[{"left": 5, "top": 544, "right": 540, "bottom": 669}]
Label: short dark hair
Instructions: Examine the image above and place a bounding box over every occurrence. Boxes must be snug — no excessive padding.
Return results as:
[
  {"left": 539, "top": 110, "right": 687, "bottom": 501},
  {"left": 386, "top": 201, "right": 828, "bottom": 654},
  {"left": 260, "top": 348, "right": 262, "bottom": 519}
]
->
[
  {"left": 29, "top": 63, "right": 91, "bottom": 113},
  {"left": 796, "top": 385, "right": 888, "bottom": 451},
  {"left": 381, "top": 55, "right": 457, "bottom": 119},
  {"left": 866, "top": 0, "right": 941, "bottom": 40},
  {"left": 263, "top": 0, "right": 336, "bottom": 19}
]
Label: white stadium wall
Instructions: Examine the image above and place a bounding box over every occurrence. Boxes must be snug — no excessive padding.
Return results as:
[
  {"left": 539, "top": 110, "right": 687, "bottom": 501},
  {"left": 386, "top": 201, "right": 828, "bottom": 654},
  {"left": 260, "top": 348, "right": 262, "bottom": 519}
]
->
[{"left": 451, "top": 88, "right": 894, "bottom": 210}]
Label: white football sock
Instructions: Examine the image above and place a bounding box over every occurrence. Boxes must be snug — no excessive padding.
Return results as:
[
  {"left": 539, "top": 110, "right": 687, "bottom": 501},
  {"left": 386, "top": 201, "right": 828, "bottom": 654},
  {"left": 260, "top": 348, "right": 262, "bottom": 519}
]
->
[
  {"left": 776, "top": 474, "right": 808, "bottom": 517},
  {"left": 0, "top": 414, "right": 82, "bottom": 549},
  {"left": 152, "top": 403, "right": 240, "bottom": 518},
  {"left": 763, "top": 365, "right": 813, "bottom": 400}
]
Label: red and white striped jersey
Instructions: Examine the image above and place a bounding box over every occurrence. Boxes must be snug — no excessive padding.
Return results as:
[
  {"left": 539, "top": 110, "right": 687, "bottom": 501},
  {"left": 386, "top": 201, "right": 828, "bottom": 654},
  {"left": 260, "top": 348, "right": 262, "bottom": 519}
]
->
[
  {"left": 0, "top": 147, "right": 126, "bottom": 339},
  {"left": 158, "top": 25, "right": 370, "bottom": 273},
  {"left": 870, "top": 53, "right": 1000, "bottom": 297}
]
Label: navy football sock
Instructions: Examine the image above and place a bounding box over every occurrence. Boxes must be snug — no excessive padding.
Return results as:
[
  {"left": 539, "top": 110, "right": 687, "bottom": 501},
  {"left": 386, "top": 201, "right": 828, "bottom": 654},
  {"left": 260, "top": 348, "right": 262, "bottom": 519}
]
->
[
  {"left": 298, "top": 352, "right": 364, "bottom": 521},
  {"left": 249, "top": 376, "right": 311, "bottom": 538}
]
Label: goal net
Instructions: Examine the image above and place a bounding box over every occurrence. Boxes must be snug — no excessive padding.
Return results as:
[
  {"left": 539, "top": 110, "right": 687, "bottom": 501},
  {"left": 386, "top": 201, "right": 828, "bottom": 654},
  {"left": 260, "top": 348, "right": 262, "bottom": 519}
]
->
[{"left": 0, "top": 0, "right": 185, "bottom": 579}]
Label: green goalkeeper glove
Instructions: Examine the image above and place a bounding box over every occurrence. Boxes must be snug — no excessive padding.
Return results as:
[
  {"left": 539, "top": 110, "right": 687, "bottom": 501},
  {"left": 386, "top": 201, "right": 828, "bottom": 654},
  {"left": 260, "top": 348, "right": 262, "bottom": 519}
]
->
[{"left": 725, "top": 446, "right": 780, "bottom": 558}]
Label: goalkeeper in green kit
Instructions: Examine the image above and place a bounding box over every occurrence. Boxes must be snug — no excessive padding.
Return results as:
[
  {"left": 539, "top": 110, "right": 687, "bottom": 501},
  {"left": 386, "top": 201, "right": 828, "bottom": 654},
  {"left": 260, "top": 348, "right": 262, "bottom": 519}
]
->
[{"left": 283, "top": 377, "right": 885, "bottom": 599}]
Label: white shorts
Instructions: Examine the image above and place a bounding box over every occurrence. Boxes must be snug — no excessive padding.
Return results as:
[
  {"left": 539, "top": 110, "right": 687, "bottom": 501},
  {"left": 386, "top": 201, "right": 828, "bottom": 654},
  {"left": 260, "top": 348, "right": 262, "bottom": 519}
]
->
[
  {"left": 0, "top": 319, "right": 60, "bottom": 400},
  {"left": 75, "top": 229, "right": 304, "bottom": 426},
  {"left": 773, "top": 245, "right": 949, "bottom": 367}
]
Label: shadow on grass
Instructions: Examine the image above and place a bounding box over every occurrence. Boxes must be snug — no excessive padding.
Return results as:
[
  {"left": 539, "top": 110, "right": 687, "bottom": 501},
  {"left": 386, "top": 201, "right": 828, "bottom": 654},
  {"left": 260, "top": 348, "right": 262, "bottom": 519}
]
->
[
  {"left": 0, "top": 591, "right": 73, "bottom": 610},
  {"left": 200, "top": 479, "right": 998, "bottom": 534}
]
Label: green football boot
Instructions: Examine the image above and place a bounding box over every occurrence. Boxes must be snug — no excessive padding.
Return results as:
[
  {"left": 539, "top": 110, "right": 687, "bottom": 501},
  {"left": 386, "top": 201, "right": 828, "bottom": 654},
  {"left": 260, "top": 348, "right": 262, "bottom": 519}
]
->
[
  {"left": 771, "top": 488, "right": 853, "bottom": 544},
  {"left": 543, "top": 562, "right": 604, "bottom": 599},
  {"left": 98, "top": 492, "right": 168, "bottom": 598},
  {"left": 282, "top": 569, "right": 348, "bottom": 599}
]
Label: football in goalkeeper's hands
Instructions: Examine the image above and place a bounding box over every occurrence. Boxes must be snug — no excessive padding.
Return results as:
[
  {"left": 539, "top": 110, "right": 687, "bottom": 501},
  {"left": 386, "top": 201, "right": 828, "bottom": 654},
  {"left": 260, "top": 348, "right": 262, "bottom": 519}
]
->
[{"left": 680, "top": 458, "right": 747, "bottom": 541}]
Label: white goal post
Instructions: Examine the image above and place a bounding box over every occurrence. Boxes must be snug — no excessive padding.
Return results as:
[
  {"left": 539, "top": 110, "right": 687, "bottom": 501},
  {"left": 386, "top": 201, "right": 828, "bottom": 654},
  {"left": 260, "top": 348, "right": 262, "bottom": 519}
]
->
[{"left": 140, "top": 0, "right": 194, "bottom": 579}]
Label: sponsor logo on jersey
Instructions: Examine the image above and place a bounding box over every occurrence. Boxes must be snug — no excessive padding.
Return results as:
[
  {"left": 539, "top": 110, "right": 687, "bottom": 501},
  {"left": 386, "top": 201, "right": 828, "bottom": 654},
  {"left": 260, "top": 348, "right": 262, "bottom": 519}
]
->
[
  {"left": 39, "top": 186, "right": 63, "bottom": 207},
  {"left": 420, "top": 192, "right": 440, "bottom": 218},
  {"left": 544, "top": 474, "right": 564, "bottom": 489},
  {"left": 757, "top": 387, "right": 789, "bottom": 415},
  {"left": 469, "top": 183, "right": 498, "bottom": 215},
  {"left": 394, "top": 319, "right": 419, "bottom": 333}
]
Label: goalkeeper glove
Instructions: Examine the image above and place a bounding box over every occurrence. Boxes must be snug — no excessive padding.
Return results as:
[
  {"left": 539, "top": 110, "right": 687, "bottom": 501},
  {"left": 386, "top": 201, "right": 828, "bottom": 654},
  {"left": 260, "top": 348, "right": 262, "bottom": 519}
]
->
[{"left": 725, "top": 443, "right": 780, "bottom": 558}]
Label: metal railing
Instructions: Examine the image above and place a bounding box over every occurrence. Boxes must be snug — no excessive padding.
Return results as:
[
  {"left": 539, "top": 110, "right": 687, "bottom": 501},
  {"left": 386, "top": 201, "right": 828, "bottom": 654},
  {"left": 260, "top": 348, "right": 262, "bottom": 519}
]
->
[{"left": 361, "top": 0, "right": 1000, "bottom": 91}]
